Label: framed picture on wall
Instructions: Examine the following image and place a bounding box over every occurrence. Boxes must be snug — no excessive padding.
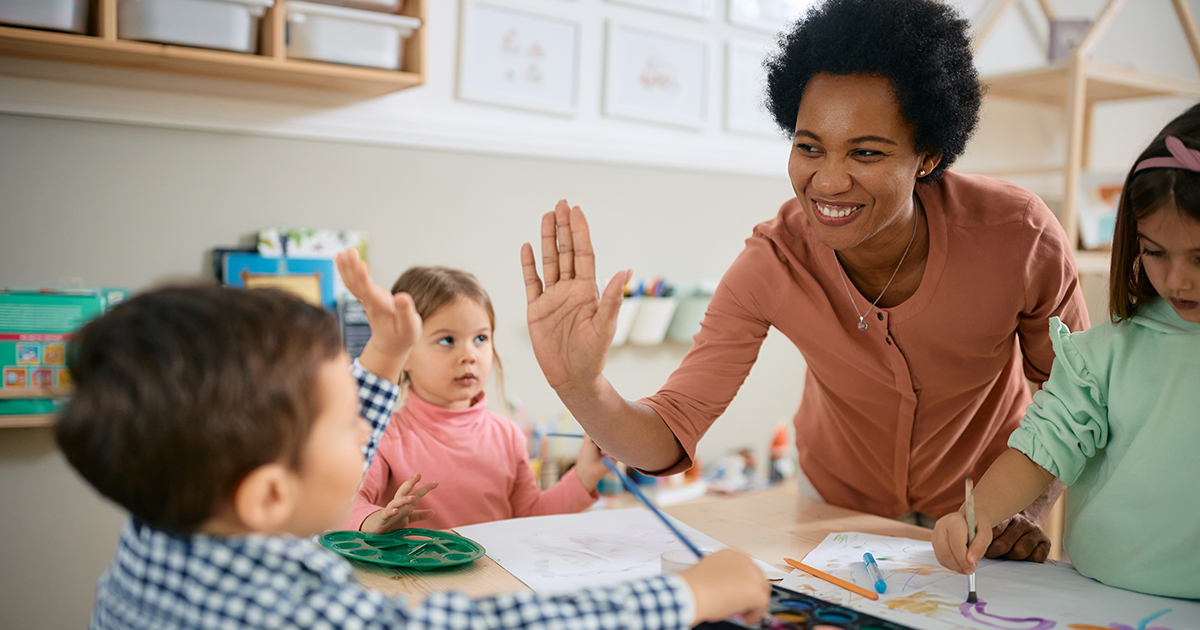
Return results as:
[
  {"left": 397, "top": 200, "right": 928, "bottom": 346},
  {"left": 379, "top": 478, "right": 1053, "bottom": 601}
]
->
[
  {"left": 603, "top": 22, "right": 708, "bottom": 128},
  {"left": 458, "top": 2, "right": 581, "bottom": 116},
  {"left": 725, "top": 40, "right": 779, "bottom": 137},
  {"left": 727, "top": 0, "right": 815, "bottom": 32},
  {"left": 605, "top": 0, "right": 715, "bottom": 20}
]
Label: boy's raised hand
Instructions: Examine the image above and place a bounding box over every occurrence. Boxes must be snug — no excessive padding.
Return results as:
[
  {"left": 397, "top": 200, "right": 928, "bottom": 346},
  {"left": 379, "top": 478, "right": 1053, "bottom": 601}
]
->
[
  {"left": 360, "top": 473, "right": 439, "bottom": 535},
  {"left": 335, "top": 247, "right": 421, "bottom": 384},
  {"left": 932, "top": 507, "right": 993, "bottom": 574},
  {"left": 678, "top": 549, "right": 771, "bottom": 625}
]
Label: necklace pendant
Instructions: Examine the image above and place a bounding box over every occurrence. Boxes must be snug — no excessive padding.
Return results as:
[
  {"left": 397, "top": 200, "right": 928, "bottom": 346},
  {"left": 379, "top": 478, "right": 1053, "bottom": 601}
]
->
[{"left": 857, "top": 318, "right": 868, "bottom": 332}]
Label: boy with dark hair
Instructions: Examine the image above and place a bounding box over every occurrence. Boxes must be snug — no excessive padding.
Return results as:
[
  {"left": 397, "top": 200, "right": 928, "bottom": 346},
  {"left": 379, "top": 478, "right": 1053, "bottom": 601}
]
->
[{"left": 57, "top": 248, "right": 769, "bottom": 630}]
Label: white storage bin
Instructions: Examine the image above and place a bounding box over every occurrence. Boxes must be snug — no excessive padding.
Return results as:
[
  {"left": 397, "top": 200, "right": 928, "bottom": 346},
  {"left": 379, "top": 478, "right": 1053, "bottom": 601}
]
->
[
  {"left": 629, "top": 297, "right": 678, "bottom": 346},
  {"left": 308, "top": 0, "right": 400, "bottom": 12},
  {"left": 117, "top": 0, "right": 273, "bottom": 53},
  {"left": 286, "top": 1, "right": 419, "bottom": 70},
  {"left": 0, "top": 0, "right": 88, "bottom": 33}
]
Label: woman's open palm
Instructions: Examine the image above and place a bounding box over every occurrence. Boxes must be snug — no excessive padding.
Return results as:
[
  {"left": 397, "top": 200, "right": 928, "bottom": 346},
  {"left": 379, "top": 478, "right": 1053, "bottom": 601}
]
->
[{"left": 521, "top": 200, "right": 630, "bottom": 391}]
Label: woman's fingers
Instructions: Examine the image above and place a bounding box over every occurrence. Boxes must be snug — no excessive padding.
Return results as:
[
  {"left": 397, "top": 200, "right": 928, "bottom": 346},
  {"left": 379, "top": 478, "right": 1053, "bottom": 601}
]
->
[
  {"left": 569, "top": 205, "right": 596, "bottom": 282},
  {"left": 556, "top": 202, "right": 575, "bottom": 281},
  {"left": 521, "top": 242, "right": 544, "bottom": 304},
  {"left": 541, "top": 208, "right": 560, "bottom": 287}
]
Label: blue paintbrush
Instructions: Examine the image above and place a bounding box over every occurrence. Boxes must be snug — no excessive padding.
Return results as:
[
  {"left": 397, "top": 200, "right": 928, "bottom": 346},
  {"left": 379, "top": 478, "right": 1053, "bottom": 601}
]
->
[{"left": 601, "top": 457, "right": 705, "bottom": 559}]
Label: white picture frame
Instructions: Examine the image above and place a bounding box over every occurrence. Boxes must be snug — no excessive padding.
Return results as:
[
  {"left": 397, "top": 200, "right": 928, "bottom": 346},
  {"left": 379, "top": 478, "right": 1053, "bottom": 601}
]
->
[
  {"left": 603, "top": 22, "right": 708, "bottom": 129},
  {"left": 727, "top": 0, "right": 815, "bottom": 33},
  {"left": 725, "top": 40, "right": 779, "bottom": 137},
  {"left": 457, "top": 2, "right": 580, "bottom": 116},
  {"left": 605, "top": 0, "right": 715, "bottom": 20}
]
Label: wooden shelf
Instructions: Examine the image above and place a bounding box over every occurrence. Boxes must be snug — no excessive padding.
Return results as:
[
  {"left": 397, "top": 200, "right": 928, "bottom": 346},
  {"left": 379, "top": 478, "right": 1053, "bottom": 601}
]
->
[
  {"left": 982, "top": 62, "right": 1200, "bottom": 107},
  {"left": 0, "top": 388, "right": 71, "bottom": 399},
  {"left": 0, "top": 0, "right": 425, "bottom": 95},
  {"left": 0, "top": 414, "right": 55, "bottom": 428},
  {"left": 972, "top": 0, "right": 1200, "bottom": 254}
]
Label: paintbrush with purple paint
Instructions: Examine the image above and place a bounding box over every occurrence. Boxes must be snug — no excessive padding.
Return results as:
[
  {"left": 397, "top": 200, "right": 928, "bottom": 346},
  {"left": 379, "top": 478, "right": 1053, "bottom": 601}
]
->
[{"left": 965, "top": 478, "right": 978, "bottom": 603}]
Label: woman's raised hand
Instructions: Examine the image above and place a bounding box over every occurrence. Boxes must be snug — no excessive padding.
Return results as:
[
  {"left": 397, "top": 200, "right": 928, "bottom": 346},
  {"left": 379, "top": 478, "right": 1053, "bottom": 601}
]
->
[{"left": 521, "top": 200, "right": 631, "bottom": 394}]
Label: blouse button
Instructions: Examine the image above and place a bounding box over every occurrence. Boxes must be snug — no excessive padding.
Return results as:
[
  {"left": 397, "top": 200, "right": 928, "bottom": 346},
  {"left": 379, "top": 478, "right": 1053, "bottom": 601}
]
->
[
  {"left": 886, "top": 338, "right": 893, "bottom": 345},
  {"left": 877, "top": 312, "right": 884, "bottom": 321}
]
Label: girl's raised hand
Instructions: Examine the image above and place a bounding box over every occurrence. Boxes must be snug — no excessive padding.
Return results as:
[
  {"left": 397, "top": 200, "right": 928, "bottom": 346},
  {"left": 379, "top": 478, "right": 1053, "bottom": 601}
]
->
[
  {"left": 335, "top": 247, "right": 422, "bottom": 384},
  {"left": 360, "top": 473, "right": 439, "bottom": 535},
  {"left": 521, "top": 201, "right": 631, "bottom": 393}
]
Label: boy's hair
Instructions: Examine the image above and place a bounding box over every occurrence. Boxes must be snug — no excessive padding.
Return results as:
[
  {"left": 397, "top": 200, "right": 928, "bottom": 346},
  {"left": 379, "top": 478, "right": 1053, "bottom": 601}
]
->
[
  {"left": 55, "top": 286, "right": 342, "bottom": 533},
  {"left": 391, "top": 267, "right": 506, "bottom": 410},
  {"left": 764, "top": 0, "right": 982, "bottom": 181},
  {"left": 1110, "top": 103, "right": 1200, "bottom": 321}
]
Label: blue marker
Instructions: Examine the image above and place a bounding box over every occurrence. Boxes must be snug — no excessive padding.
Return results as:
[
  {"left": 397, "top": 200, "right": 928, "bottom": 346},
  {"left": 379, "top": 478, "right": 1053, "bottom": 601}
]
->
[{"left": 863, "top": 553, "right": 887, "bottom": 593}]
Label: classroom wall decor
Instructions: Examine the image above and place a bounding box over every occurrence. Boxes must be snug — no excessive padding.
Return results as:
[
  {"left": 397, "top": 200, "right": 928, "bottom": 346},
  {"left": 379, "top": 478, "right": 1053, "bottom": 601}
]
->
[
  {"left": 724, "top": 40, "right": 778, "bottom": 137},
  {"left": 603, "top": 22, "right": 708, "bottom": 129},
  {"left": 726, "top": 0, "right": 815, "bottom": 32},
  {"left": 605, "top": 0, "right": 715, "bottom": 21},
  {"left": 457, "top": 2, "right": 582, "bottom": 116}
]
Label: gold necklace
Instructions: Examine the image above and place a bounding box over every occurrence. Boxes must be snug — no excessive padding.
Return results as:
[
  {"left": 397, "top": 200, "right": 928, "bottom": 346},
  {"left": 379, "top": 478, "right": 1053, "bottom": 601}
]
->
[{"left": 835, "top": 211, "right": 919, "bottom": 332}]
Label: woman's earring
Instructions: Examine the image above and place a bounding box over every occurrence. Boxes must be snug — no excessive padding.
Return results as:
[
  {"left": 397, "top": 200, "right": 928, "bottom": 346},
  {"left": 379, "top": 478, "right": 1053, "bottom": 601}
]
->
[{"left": 918, "top": 169, "right": 926, "bottom": 177}]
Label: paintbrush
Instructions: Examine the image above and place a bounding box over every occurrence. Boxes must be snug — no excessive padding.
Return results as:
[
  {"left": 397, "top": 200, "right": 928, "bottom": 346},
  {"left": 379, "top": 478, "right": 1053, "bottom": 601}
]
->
[{"left": 965, "top": 478, "right": 978, "bottom": 603}]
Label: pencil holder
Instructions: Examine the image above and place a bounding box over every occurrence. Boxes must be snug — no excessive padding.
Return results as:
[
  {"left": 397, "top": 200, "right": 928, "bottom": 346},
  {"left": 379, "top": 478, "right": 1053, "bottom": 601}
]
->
[
  {"left": 612, "top": 297, "right": 641, "bottom": 346},
  {"left": 629, "top": 297, "right": 678, "bottom": 345},
  {"left": 665, "top": 294, "right": 711, "bottom": 343}
]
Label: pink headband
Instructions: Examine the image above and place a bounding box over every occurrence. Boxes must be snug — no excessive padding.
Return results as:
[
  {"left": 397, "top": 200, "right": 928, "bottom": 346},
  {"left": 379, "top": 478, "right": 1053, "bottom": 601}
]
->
[{"left": 1134, "top": 135, "right": 1200, "bottom": 173}]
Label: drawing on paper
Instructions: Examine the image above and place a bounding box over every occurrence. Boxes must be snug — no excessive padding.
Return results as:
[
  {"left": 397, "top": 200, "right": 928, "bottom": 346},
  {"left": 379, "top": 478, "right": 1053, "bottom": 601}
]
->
[
  {"left": 604, "top": 23, "right": 707, "bottom": 128},
  {"left": 458, "top": 3, "right": 579, "bottom": 115}
]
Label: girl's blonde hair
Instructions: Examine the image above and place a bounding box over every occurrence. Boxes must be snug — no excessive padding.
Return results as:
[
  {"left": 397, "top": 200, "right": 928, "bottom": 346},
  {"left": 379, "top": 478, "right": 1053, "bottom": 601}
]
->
[{"left": 391, "top": 266, "right": 507, "bottom": 412}]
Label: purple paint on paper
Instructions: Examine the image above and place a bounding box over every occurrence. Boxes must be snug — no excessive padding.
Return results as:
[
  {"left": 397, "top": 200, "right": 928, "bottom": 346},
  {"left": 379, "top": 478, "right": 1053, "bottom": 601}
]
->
[{"left": 959, "top": 601, "right": 1056, "bottom": 630}]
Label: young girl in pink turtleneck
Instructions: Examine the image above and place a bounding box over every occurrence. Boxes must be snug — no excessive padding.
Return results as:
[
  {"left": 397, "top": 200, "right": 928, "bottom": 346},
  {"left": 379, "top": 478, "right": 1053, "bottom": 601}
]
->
[{"left": 341, "top": 266, "right": 608, "bottom": 534}]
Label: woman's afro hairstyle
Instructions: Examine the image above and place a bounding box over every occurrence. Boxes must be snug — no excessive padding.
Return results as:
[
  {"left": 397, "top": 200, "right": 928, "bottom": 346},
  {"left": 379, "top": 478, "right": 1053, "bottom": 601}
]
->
[{"left": 764, "top": 0, "right": 983, "bottom": 181}]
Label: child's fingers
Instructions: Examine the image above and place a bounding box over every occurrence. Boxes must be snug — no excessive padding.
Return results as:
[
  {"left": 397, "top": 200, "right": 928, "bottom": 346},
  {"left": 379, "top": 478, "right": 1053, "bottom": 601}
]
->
[
  {"left": 521, "top": 243, "right": 544, "bottom": 304},
  {"left": 412, "top": 480, "right": 439, "bottom": 499},
  {"left": 406, "top": 509, "right": 435, "bottom": 524},
  {"left": 394, "top": 473, "right": 422, "bottom": 498}
]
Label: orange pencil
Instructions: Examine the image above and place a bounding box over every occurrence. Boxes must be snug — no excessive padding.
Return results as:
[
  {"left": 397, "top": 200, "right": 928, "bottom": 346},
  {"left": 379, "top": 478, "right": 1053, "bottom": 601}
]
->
[{"left": 783, "top": 558, "right": 880, "bottom": 601}]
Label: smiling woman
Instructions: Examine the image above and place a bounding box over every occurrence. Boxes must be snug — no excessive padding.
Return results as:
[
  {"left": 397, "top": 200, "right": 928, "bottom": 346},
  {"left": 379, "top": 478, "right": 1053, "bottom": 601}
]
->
[{"left": 521, "top": 0, "right": 1089, "bottom": 565}]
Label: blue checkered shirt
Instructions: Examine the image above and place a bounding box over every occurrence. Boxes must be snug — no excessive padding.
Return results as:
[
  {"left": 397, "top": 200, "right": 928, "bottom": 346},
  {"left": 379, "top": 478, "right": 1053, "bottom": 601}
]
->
[{"left": 91, "top": 360, "right": 696, "bottom": 630}]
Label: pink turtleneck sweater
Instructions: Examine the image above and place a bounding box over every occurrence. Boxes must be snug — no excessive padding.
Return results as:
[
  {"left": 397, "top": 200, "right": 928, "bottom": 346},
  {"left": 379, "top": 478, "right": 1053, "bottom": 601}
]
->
[{"left": 341, "top": 392, "right": 598, "bottom": 531}]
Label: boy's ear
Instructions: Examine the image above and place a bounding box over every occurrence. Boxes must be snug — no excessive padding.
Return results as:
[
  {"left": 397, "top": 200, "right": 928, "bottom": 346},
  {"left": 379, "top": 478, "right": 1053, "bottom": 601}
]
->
[{"left": 232, "top": 463, "right": 296, "bottom": 532}]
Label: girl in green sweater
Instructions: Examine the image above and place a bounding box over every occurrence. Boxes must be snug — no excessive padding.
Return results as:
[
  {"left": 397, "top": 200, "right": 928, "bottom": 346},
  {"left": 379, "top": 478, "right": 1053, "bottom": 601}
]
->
[{"left": 931, "top": 104, "right": 1200, "bottom": 599}]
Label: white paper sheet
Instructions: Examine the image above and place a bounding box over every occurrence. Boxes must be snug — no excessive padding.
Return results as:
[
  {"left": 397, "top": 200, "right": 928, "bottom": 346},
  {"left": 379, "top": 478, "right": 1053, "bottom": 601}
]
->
[
  {"left": 778, "top": 532, "right": 1200, "bottom": 630},
  {"left": 453, "top": 508, "right": 784, "bottom": 594}
]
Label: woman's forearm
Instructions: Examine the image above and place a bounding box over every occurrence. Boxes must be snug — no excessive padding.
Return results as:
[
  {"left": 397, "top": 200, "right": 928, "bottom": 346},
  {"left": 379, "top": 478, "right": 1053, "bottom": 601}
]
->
[{"left": 555, "top": 376, "right": 687, "bottom": 472}]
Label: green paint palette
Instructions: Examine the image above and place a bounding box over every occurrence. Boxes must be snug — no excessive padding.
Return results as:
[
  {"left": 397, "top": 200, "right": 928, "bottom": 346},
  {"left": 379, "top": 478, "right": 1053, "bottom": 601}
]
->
[{"left": 319, "top": 528, "right": 486, "bottom": 569}]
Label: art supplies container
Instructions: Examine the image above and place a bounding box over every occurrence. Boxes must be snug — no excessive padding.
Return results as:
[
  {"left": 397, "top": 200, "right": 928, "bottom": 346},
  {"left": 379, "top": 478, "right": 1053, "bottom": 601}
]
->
[
  {"left": 612, "top": 296, "right": 640, "bottom": 346},
  {"left": 318, "top": 528, "right": 485, "bottom": 569},
  {"left": 666, "top": 280, "right": 716, "bottom": 344},
  {"left": 305, "top": 0, "right": 400, "bottom": 12},
  {"left": 629, "top": 297, "right": 678, "bottom": 345},
  {"left": 117, "top": 0, "right": 273, "bottom": 53},
  {"left": 0, "top": 0, "right": 88, "bottom": 33},
  {"left": 285, "top": 1, "right": 420, "bottom": 70}
]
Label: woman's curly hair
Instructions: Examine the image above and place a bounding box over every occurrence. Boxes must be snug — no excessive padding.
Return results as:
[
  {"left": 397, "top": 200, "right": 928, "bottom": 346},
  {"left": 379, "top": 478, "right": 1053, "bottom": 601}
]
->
[{"left": 765, "top": 0, "right": 983, "bottom": 181}]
